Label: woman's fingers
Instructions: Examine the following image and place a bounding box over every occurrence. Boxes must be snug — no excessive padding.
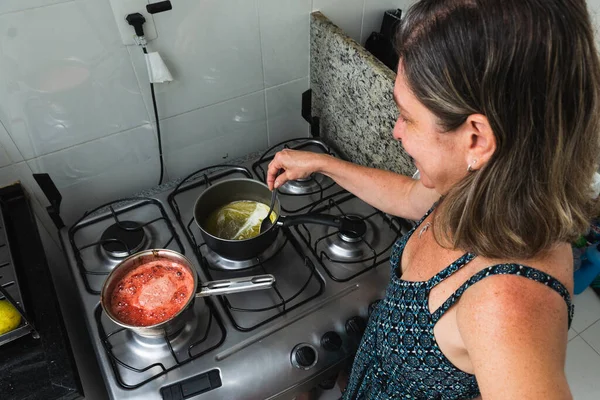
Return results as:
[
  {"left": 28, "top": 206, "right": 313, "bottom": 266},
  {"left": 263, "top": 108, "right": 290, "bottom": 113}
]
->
[{"left": 266, "top": 149, "right": 314, "bottom": 190}]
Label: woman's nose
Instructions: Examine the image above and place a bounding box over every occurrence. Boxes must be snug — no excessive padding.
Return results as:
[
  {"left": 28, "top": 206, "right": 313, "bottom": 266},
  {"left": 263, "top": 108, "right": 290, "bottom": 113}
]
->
[{"left": 392, "top": 117, "right": 405, "bottom": 141}]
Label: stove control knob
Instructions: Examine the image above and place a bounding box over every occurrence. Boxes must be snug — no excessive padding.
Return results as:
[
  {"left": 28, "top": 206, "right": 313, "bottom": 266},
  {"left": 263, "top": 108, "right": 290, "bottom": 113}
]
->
[
  {"left": 321, "top": 331, "right": 343, "bottom": 352},
  {"left": 345, "top": 316, "right": 367, "bottom": 339},
  {"left": 291, "top": 343, "right": 318, "bottom": 370},
  {"left": 369, "top": 299, "right": 382, "bottom": 316}
]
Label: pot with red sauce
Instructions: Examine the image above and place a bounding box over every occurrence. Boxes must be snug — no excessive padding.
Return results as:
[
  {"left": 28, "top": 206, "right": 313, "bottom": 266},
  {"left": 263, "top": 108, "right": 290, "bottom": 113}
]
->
[{"left": 100, "top": 249, "right": 275, "bottom": 337}]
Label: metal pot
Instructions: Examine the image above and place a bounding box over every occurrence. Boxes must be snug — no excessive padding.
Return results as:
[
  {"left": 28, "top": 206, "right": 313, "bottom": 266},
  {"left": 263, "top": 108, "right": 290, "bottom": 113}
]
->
[
  {"left": 100, "top": 249, "right": 274, "bottom": 337},
  {"left": 193, "top": 179, "right": 366, "bottom": 261}
]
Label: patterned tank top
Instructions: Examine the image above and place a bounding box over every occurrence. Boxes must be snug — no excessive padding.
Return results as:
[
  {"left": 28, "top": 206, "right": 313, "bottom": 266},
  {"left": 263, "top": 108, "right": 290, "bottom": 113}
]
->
[{"left": 343, "top": 206, "right": 574, "bottom": 399}]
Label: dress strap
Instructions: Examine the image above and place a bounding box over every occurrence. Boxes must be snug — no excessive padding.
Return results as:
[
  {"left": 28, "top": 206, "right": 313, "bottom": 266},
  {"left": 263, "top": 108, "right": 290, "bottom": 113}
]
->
[
  {"left": 428, "top": 252, "right": 476, "bottom": 288},
  {"left": 430, "top": 264, "right": 574, "bottom": 327}
]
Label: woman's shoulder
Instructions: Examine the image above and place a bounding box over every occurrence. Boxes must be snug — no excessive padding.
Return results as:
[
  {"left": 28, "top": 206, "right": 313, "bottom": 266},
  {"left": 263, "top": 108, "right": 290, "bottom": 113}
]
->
[
  {"left": 456, "top": 242, "right": 573, "bottom": 326},
  {"left": 477, "top": 242, "right": 574, "bottom": 294}
]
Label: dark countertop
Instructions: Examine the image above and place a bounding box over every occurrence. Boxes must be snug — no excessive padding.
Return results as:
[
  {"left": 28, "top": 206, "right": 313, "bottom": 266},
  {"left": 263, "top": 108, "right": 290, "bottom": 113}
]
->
[{"left": 0, "top": 183, "right": 81, "bottom": 400}]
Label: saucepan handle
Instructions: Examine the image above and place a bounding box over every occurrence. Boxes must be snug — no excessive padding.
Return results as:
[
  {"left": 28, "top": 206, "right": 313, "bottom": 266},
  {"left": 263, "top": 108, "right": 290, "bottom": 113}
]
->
[
  {"left": 277, "top": 214, "right": 366, "bottom": 235},
  {"left": 195, "top": 274, "right": 275, "bottom": 297}
]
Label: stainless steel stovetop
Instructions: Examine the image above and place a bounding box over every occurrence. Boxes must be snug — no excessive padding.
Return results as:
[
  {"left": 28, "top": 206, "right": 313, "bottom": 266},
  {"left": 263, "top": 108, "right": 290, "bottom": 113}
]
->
[{"left": 59, "top": 138, "right": 411, "bottom": 400}]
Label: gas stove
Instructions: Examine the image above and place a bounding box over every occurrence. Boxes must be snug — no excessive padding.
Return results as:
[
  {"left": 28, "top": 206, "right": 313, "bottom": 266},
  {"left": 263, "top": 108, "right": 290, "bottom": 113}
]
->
[{"left": 59, "top": 138, "right": 411, "bottom": 400}]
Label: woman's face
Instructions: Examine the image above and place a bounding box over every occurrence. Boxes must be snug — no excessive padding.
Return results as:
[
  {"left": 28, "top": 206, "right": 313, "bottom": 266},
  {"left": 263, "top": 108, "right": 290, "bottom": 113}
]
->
[{"left": 392, "top": 66, "right": 468, "bottom": 194}]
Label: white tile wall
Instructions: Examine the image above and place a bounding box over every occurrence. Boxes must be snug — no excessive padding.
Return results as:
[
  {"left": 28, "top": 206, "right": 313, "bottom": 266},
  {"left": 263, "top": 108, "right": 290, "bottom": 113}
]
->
[
  {"left": 128, "top": 0, "right": 264, "bottom": 120},
  {"left": 313, "top": 0, "right": 365, "bottom": 43},
  {"left": 0, "top": 120, "right": 23, "bottom": 163},
  {"left": 259, "top": 0, "right": 311, "bottom": 88},
  {"left": 0, "top": 0, "right": 149, "bottom": 159},
  {"left": 0, "top": 145, "right": 12, "bottom": 169},
  {"left": 265, "top": 77, "right": 310, "bottom": 145},
  {"left": 161, "top": 91, "right": 268, "bottom": 179},
  {"left": 0, "top": 0, "right": 72, "bottom": 16},
  {"left": 27, "top": 124, "right": 161, "bottom": 225},
  {"left": 588, "top": 0, "right": 600, "bottom": 48}
]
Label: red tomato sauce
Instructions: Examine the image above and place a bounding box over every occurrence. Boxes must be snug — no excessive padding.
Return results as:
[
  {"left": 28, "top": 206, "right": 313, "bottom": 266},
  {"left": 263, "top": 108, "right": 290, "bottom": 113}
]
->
[{"left": 110, "top": 261, "right": 195, "bottom": 326}]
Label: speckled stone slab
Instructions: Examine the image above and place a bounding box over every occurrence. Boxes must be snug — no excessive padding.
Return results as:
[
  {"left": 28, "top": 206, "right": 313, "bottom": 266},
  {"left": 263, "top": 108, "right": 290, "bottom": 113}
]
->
[{"left": 310, "top": 11, "right": 415, "bottom": 176}]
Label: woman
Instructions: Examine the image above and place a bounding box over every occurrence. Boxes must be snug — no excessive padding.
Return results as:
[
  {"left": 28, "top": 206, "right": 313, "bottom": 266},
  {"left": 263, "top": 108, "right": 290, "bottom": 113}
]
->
[{"left": 269, "top": 0, "right": 600, "bottom": 398}]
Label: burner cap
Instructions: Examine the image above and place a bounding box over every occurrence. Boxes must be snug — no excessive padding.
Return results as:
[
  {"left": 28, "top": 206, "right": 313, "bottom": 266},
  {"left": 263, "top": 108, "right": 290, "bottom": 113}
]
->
[
  {"left": 338, "top": 215, "right": 367, "bottom": 243},
  {"left": 280, "top": 174, "right": 326, "bottom": 195},
  {"left": 101, "top": 221, "right": 146, "bottom": 257}
]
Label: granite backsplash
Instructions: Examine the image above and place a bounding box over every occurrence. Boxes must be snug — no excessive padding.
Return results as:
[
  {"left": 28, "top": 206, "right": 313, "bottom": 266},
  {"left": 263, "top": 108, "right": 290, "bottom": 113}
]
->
[{"left": 310, "top": 11, "right": 415, "bottom": 176}]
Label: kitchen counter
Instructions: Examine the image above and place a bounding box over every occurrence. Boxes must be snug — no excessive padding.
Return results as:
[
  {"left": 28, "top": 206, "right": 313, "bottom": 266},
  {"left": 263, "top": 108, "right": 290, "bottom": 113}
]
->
[
  {"left": 310, "top": 11, "right": 415, "bottom": 176},
  {"left": 0, "top": 183, "right": 81, "bottom": 400}
]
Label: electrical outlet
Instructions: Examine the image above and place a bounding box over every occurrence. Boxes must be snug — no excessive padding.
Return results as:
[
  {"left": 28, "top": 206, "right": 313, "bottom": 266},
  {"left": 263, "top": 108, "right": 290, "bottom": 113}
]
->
[{"left": 108, "top": 0, "right": 158, "bottom": 46}]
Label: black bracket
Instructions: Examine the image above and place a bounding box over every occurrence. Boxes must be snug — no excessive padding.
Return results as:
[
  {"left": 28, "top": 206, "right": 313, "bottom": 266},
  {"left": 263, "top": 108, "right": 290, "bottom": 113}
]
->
[
  {"left": 147, "top": 1, "right": 173, "bottom": 14},
  {"left": 32, "top": 173, "right": 65, "bottom": 229},
  {"left": 301, "top": 89, "right": 320, "bottom": 137}
]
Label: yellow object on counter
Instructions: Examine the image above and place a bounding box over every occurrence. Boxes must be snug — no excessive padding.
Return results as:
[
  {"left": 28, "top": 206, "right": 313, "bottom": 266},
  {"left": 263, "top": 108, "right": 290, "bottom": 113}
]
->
[{"left": 0, "top": 299, "right": 22, "bottom": 335}]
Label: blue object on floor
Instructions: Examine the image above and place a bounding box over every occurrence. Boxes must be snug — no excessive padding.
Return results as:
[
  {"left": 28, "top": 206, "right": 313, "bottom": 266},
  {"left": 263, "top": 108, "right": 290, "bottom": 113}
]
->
[{"left": 574, "top": 243, "right": 600, "bottom": 294}]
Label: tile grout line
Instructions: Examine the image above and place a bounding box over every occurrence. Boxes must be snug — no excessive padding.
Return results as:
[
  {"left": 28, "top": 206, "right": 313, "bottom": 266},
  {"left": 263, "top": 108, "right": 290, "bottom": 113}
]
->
[
  {"left": 264, "top": 90, "right": 271, "bottom": 147},
  {"left": 0, "top": 118, "right": 26, "bottom": 163},
  {"left": 255, "top": 0, "right": 270, "bottom": 146},
  {"left": 125, "top": 45, "right": 155, "bottom": 133},
  {"left": 23, "top": 123, "right": 152, "bottom": 162},
  {"left": 16, "top": 86, "right": 302, "bottom": 164},
  {"left": 579, "top": 333, "right": 600, "bottom": 357},
  {"left": 359, "top": 0, "right": 367, "bottom": 45},
  {"left": 25, "top": 84, "right": 273, "bottom": 163},
  {"left": 266, "top": 76, "right": 310, "bottom": 91},
  {"left": 256, "top": 0, "right": 267, "bottom": 89},
  {"left": 0, "top": 0, "right": 77, "bottom": 17},
  {"left": 576, "top": 317, "right": 600, "bottom": 336}
]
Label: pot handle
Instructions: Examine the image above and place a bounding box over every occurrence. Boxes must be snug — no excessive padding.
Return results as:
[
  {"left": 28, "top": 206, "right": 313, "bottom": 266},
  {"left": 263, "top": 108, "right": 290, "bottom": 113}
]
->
[
  {"left": 196, "top": 274, "right": 275, "bottom": 298},
  {"left": 277, "top": 214, "right": 366, "bottom": 235}
]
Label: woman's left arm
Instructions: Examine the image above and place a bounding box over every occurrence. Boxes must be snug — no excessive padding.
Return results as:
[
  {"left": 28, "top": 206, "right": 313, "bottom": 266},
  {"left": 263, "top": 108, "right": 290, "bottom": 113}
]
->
[{"left": 456, "top": 274, "right": 573, "bottom": 400}]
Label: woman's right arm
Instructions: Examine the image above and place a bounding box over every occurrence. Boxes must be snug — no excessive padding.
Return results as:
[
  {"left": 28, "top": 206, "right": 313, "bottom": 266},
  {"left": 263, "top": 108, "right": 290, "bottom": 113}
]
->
[{"left": 266, "top": 149, "right": 440, "bottom": 221}]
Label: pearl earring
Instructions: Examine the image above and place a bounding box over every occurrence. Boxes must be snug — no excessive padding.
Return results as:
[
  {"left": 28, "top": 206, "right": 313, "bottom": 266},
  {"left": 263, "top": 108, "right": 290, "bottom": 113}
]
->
[{"left": 467, "top": 159, "right": 478, "bottom": 172}]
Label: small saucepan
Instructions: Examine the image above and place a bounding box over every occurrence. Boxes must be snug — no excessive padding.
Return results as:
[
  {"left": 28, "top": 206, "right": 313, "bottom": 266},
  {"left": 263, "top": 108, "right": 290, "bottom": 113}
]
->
[
  {"left": 100, "top": 249, "right": 275, "bottom": 337},
  {"left": 193, "top": 178, "right": 366, "bottom": 261}
]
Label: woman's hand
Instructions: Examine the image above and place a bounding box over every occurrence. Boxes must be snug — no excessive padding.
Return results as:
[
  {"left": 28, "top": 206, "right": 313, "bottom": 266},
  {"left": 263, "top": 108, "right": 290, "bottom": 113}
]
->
[
  {"left": 266, "top": 149, "right": 327, "bottom": 190},
  {"left": 266, "top": 148, "right": 439, "bottom": 220}
]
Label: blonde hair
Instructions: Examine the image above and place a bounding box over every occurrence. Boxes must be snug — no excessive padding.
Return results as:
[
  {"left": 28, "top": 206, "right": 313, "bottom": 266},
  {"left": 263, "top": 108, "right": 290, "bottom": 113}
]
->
[{"left": 398, "top": 0, "right": 600, "bottom": 259}]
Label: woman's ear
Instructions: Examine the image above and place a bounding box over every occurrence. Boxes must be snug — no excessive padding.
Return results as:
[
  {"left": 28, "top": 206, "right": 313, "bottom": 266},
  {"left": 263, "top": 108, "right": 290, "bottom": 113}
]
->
[{"left": 463, "top": 114, "right": 496, "bottom": 171}]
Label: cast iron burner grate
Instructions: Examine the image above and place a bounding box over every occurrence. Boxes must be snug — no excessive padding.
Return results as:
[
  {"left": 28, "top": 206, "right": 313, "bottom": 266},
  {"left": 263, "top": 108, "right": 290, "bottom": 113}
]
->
[
  {"left": 69, "top": 198, "right": 184, "bottom": 295},
  {"left": 252, "top": 138, "right": 342, "bottom": 214},
  {"left": 168, "top": 165, "right": 325, "bottom": 332},
  {"left": 295, "top": 194, "right": 407, "bottom": 282},
  {"left": 95, "top": 297, "right": 226, "bottom": 389},
  {"left": 196, "top": 230, "right": 323, "bottom": 332},
  {"left": 100, "top": 221, "right": 147, "bottom": 257}
]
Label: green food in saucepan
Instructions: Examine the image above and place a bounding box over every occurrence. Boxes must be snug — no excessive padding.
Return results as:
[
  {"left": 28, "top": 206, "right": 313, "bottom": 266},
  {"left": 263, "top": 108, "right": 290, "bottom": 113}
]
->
[{"left": 204, "top": 200, "right": 277, "bottom": 240}]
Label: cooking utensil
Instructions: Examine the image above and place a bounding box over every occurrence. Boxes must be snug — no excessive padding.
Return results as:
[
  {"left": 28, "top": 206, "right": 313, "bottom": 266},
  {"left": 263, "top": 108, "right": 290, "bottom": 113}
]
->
[
  {"left": 100, "top": 249, "right": 275, "bottom": 337},
  {"left": 260, "top": 185, "right": 277, "bottom": 234},
  {"left": 193, "top": 178, "right": 367, "bottom": 262},
  {"left": 260, "top": 169, "right": 283, "bottom": 234}
]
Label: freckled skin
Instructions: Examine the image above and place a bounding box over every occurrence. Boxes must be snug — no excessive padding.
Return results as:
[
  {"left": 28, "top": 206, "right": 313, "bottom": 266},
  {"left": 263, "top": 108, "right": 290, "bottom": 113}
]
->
[{"left": 110, "top": 261, "right": 194, "bottom": 326}]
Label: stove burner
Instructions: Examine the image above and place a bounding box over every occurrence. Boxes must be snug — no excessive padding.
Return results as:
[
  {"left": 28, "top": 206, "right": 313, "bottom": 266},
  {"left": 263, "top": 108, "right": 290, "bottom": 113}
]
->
[
  {"left": 280, "top": 173, "right": 327, "bottom": 195},
  {"left": 338, "top": 215, "right": 367, "bottom": 243},
  {"left": 101, "top": 221, "right": 147, "bottom": 258},
  {"left": 324, "top": 215, "right": 369, "bottom": 261},
  {"left": 126, "top": 306, "right": 200, "bottom": 353}
]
